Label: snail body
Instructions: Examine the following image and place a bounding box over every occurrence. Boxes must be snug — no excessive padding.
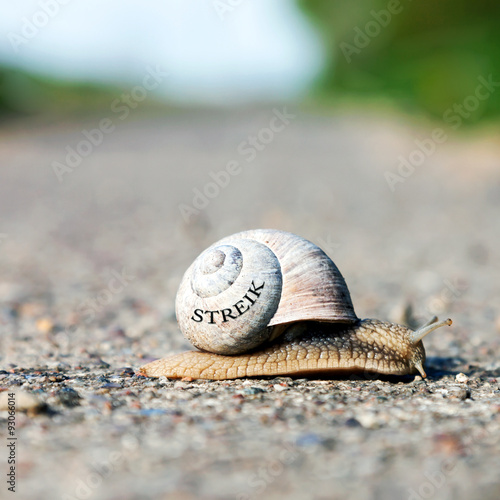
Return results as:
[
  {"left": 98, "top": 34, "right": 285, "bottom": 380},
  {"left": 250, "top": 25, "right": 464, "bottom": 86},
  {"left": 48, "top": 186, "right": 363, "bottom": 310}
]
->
[{"left": 139, "top": 229, "right": 452, "bottom": 380}]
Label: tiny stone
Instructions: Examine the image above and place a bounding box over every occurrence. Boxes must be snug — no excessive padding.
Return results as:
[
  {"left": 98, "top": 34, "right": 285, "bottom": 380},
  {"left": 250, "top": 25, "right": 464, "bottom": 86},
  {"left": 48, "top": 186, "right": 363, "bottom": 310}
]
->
[
  {"left": 455, "top": 388, "right": 471, "bottom": 400},
  {"left": 357, "top": 413, "right": 379, "bottom": 429},
  {"left": 58, "top": 387, "right": 82, "bottom": 407},
  {"left": 456, "top": 373, "right": 469, "bottom": 383},
  {"left": 119, "top": 367, "right": 135, "bottom": 377},
  {"left": 296, "top": 433, "right": 322, "bottom": 447},
  {"left": 345, "top": 418, "right": 362, "bottom": 428},
  {"left": 0, "top": 391, "right": 45, "bottom": 415},
  {"left": 36, "top": 317, "right": 54, "bottom": 333},
  {"left": 243, "top": 387, "right": 265, "bottom": 395}
]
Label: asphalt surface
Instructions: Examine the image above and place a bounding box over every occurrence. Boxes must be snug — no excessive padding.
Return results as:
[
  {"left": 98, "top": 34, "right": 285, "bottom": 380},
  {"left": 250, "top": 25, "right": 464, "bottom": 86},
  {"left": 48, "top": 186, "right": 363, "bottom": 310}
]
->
[{"left": 0, "top": 106, "right": 499, "bottom": 500}]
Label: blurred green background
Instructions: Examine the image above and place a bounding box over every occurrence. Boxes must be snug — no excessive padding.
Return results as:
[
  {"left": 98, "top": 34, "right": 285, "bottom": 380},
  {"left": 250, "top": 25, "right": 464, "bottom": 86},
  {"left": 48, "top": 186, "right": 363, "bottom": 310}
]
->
[
  {"left": 1, "top": 0, "right": 500, "bottom": 124},
  {"left": 299, "top": 0, "right": 500, "bottom": 123},
  {"left": 0, "top": 66, "right": 125, "bottom": 119}
]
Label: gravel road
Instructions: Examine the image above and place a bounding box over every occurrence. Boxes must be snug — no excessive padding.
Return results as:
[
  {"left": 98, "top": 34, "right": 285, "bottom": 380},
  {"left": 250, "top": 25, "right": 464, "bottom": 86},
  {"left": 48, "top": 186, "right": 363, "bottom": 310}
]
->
[{"left": 0, "top": 107, "right": 499, "bottom": 500}]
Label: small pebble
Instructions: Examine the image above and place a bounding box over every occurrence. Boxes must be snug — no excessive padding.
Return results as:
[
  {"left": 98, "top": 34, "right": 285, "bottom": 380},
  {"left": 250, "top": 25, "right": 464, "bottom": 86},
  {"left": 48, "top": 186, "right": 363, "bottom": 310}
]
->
[
  {"left": 119, "top": 367, "right": 135, "bottom": 377},
  {"left": 456, "top": 373, "right": 469, "bottom": 383},
  {"left": 58, "top": 387, "right": 82, "bottom": 407},
  {"left": 345, "top": 418, "right": 362, "bottom": 428},
  {"left": 455, "top": 388, "right": 471, "bottom": 400},
  {"left": 100, "top": 383, "right": 122, "bottom": 389},
  {"left": 296, "top": 433, "right": 322, "bottom": 447},
  {"left": 356, "top": 412, "right": 379, "bottom": 429},
  {"left": 36, "top": 318, "right": 54, "bottom": 333},
  {"left": 433, "top": 433, "right": 464, "bottom": 455},
  {"left": 0, "top": 390, "right": 46, "bottom": 415},
  {"left": 244, "top": 387, "right": 265, "bottom": 395}
]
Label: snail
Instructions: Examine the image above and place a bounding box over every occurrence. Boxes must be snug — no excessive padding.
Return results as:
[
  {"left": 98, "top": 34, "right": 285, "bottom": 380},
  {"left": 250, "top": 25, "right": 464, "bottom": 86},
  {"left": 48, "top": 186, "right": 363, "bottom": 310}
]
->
[{"left": 139, "top": 229, "right": 452, "bottom": 380}]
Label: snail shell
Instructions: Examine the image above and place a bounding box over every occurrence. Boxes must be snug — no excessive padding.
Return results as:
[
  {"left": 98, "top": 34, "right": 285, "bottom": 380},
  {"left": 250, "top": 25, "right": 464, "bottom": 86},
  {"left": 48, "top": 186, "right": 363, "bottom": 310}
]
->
[
  {"left": 175, "top": 229, "right": 357, "bottom": 355},
  {"left": 139, "top": 229, "right": 453, "bottom": 380}
]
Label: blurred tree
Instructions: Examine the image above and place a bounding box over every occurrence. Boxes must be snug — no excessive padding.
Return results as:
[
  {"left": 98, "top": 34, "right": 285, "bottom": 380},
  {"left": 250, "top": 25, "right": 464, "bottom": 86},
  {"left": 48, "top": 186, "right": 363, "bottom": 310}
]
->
[
  {"left": 299, "top": 0, "right": 500, "bottom": 123},
  {"left": 0, "top": 66, "right": 138, "bottom": 119}
]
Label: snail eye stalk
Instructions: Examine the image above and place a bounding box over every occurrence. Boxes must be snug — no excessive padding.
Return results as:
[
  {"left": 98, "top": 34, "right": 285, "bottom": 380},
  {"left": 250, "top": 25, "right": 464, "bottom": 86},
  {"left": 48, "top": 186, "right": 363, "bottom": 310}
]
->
[{"left": 409, "top": 318, "right": 453, "bottom": 344}]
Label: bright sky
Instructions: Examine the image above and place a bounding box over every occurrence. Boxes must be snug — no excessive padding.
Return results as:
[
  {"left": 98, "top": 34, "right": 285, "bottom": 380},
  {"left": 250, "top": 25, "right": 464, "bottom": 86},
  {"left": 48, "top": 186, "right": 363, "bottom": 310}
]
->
[{"left": 0, "top": 0, "right": 324, "bottom": 104}]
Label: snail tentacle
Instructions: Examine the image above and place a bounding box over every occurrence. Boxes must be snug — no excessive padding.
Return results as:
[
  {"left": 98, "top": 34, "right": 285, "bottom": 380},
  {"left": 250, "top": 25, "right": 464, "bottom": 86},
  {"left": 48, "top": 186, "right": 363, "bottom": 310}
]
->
[
  {"left": 420, "top": 316, "right": 439, "bottom": 328},
  {"left": 409, "top": 318, "right": 453, "bottom": 344}
]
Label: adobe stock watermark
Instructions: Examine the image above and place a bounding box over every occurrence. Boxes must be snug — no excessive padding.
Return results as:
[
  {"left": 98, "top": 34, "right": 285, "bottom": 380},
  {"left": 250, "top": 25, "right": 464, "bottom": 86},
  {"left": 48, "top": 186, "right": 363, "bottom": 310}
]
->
[
  {"left": 385, "top": 74, "right": 500, "bottom": 192},
  {"left": 316, "top": 235, "right": 341, "bottom": 257},
  {"left": 236, "top": 438, "right": 313, "bottom": 500},
  {"left": 61, "top": 451, "right": 124, "bottom": 500},
  {"left": 7, "top": 0, "right": 72, "bottom": 53},
  {"left": 78, "top": 266, "right": 135, "bottom": 324},
  {"left": 406, "top": 458, "right": 457, "bottom": 500},
  {"left": 408, "top": 398, "right": 497, "bottom": 500},
  {"left": 407, "top": 404, "right": 481, "bottom": 500},
  {"left": 340, "top": 0, "right": 411, "bottom": 63},
  {"left": 213, "top": 0, "right": 246, "bottom": 21},
  {"left": 425, "top": 277, "right": 467, "bottom": 318},
  {"left": 179, "top": 106, "right": 295, "bottom": 223},
  {"left": 55, "top": 266, "right": 135, "bottom": 349},
  {"left": 51, "top": 65, "right": 168, "bottom": 183},
  {"left": 384, "top": 128, "right": 447, "bottom": 192}
]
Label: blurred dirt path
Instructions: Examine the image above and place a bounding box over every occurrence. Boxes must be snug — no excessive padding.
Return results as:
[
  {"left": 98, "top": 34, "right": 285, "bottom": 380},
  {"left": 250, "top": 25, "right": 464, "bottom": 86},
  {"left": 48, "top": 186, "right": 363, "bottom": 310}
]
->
[{"left": 0, "top": 108, "right": 499, "bottom": 499}]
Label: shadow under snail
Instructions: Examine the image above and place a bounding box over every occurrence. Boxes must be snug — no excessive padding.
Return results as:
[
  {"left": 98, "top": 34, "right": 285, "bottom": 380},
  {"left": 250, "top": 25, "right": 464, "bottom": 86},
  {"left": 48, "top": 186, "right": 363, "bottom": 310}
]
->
[{"left": 139, "top": 229, "right": 452, "bottom": 380}]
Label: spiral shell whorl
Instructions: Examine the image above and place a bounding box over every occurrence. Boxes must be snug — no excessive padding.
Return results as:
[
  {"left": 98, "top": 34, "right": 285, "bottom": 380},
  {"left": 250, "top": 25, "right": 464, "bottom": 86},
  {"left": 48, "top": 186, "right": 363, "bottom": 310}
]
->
[
  {"left": 175, "top": 239, "right": 283, "bottom": 355},
  {"left": 191, "top": 245, "right": 243, "bottom": 298}
]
